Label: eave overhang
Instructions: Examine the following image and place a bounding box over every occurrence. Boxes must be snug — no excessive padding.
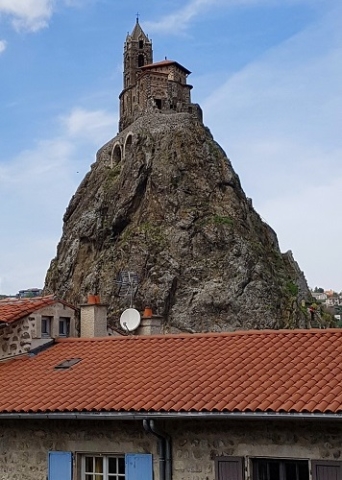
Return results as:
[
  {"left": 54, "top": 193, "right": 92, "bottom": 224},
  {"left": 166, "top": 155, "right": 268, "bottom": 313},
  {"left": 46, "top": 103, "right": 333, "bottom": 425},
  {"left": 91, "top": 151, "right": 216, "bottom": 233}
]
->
[{"left": 0, "top": 411, "right": 341, "bottom": 421}]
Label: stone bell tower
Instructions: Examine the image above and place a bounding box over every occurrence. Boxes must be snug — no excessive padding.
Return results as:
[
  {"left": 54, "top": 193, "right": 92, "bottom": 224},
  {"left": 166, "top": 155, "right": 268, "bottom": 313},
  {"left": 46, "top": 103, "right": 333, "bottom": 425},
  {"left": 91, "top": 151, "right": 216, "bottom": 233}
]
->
[{"left": 119, "top": 19, "right": 153, "bottom": 131}]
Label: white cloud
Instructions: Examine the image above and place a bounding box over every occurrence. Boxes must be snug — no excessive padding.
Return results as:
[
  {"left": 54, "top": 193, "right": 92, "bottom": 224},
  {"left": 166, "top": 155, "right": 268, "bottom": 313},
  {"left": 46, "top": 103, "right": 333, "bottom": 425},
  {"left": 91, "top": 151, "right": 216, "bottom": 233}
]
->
[
  {"left": 0, "top": 0, "right": 54, "bottom": 31},
  {"left": 62, "top": 107, "right": 117, "bottom": 143},
  {"left": 145, "top": 0, "right": 331, "bottom": 34},
  {"left": 0, "top": 39, "right": 6, "bottom": 53},
  {"left": 145, "top": 0, "right": 218, "bottom": 34},
  {"left": 0, "top": 0, "right": 96, "bottom": 32}
]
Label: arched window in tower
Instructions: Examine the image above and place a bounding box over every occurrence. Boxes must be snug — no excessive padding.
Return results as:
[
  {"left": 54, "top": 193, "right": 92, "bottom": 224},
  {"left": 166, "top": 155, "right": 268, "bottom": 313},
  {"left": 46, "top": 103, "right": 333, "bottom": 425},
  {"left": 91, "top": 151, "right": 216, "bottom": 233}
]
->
[
  {"left": 138, "top": 54, "right": 144, "bottom": 67},
  {"left": 139, "top": 40, "right": 144, "bottom": 49}
]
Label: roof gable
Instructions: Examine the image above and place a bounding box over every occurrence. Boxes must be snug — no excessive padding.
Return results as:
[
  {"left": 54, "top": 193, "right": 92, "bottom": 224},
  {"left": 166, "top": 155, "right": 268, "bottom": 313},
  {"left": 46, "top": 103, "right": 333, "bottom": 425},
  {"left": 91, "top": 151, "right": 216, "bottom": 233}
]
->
[
  {"left": 140, "top": 60, "right": 191, "bottom": 75},
  {"left": 1, "top": 329, "right": 342, "bottom": 415},
  {"left": 0, "top": 296, "right": 76, "bottom": 325}
]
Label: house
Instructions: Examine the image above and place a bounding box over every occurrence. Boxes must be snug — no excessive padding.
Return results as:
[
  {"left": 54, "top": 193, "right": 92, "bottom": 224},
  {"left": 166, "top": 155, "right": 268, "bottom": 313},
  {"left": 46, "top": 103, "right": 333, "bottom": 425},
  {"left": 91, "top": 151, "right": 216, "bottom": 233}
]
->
[
  {"left": 311, "top": 292, "right": 327, "bottom": 302},
  {"left": 0, "top": 326, "right": 342, "bottom": 480},
  {"left": 0, "top": 295, "right": 78, "bottom": 360}
]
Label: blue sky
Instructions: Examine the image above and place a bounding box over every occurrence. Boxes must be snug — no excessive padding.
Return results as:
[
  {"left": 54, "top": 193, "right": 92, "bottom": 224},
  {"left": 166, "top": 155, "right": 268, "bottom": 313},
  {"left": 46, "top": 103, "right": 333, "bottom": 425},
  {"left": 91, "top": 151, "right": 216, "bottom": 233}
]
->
[{"left": 0, "top": 0, "right": 341, "bottom": 295}]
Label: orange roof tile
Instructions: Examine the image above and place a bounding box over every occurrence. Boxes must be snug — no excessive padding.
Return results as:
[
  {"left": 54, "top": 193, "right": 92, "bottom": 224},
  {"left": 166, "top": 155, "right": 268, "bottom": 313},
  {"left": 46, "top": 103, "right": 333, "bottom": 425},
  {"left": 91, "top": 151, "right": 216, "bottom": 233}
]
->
[
  {"left": 1, "top": 329, "right": 342, "bottom": 415},
  {"left": 0, "top": 296, "right": 75, "bottom": 325}
]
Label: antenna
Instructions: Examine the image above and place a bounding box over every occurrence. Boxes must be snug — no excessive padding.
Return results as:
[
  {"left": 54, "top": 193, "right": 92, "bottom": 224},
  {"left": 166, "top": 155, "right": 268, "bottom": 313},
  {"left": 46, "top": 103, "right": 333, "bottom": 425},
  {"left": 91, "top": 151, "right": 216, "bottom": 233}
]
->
[
  {"left": 116, "top": 271, "right": 139, "bottom": 307},
  {"left": 120, "top": 308, "right": 141, "bottom": 332}
]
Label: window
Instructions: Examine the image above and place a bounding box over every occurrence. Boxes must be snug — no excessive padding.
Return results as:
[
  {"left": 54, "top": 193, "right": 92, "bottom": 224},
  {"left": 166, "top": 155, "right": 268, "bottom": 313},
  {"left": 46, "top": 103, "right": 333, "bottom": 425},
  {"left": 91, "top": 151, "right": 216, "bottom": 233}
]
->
[
  {"left": 49, "top": 452, "right": 152, "bottom": 480},
  {"left": 252, "top": 458, "right": 309, "bottom": 480},
  {"left": 139, "top": 40, "right": 143, "bottom": 49},
  {"left": 216, "top": 457, "right": 341, "bottom": 480},
  {"left": 312, "top": 461, "right": 342, "bottom": 480},
  {"left": 138, "top": 54, "right": 144, "bottom": 67},
  {"left": 41, "top": 316, "right": 52, "bottom": 337},
  {"left": 59, "top": 317, "right": 70, "bottom": 337},
  {"left": 82, "top": 455, "right": 125, "bottom": 480},
  {"left": 216, "top": 456, "right": 243, "bottom": 480}
]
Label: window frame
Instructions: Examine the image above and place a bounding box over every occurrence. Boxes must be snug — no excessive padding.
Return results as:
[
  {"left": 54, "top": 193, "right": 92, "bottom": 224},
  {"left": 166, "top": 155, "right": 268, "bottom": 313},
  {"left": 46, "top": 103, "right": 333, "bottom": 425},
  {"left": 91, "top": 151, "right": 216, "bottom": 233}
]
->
[
  {"left": 312, "top": 460, "right": 342, "bottom": 480},
  {"left": 41, "top": 316, "right": 52, "bottom": 337},
  {"left": 59, "top": 317, "right": 70, "bottom": 337},
  {"left": 251, "top": 457, "right": 309, "bottom": 480},
  {"left": 215, "top": 456, "right": 244, "bottom": 480},
  {"left": 80, "top": 454, "right": 125, "bottom": 480}
]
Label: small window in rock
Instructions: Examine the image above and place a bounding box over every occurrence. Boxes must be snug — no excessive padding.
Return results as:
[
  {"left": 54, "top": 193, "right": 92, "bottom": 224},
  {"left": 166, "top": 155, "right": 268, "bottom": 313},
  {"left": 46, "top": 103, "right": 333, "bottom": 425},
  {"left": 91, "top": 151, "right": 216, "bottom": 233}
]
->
[
  {"left": 155, "top": 99, "right": 162, "bottom": 110},
  {"left": 138, "top": 54, "right": 144, "bottom": 67},
  {"left": 139, "top": 40, "right": 144, "bottom": 49}
]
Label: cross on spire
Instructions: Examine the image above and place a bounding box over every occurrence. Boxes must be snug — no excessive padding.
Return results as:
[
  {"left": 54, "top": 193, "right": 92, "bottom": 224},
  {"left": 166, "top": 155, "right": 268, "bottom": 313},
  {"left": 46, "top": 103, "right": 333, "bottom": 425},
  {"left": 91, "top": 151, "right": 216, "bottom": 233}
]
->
[{"left": 136, "top": 12, "right": 140, "bottom": 23}]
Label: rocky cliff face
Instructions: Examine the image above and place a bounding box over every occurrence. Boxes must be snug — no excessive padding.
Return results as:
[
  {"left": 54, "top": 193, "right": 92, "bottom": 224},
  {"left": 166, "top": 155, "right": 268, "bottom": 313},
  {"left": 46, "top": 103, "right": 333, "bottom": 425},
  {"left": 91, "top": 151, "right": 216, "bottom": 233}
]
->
[{"left": 45, "top": 112, "right": 311, "bottom": 332}]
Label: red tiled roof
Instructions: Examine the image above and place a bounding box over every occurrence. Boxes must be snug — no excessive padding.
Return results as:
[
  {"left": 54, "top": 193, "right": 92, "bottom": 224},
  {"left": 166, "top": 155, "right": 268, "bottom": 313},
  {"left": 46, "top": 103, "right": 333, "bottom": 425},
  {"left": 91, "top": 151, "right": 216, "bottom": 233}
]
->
[
  {"left": 141, "top": 59, "right": 191, "bottom": 74},
  {"left": 0, "top": 296, "right": 75, "bottom": 325},
  {"left": 1, "top": 329, "right": 342, "bottom": 415}
]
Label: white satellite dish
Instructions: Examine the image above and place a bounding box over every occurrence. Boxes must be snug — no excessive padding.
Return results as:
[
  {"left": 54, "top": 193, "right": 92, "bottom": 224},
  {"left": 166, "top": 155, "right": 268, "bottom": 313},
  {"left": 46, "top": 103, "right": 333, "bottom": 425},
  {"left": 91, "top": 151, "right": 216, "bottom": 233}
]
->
[{"left": 120, "top": 308, "right": 141, "bottom": 332}]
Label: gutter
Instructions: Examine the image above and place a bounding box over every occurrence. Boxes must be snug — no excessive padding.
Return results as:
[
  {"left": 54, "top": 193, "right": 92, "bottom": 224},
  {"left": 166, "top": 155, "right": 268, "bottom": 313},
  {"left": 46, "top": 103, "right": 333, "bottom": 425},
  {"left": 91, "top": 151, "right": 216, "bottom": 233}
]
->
[
  {"left": 1, "top": 412, "right": 342, "bottom": 421},
  {"left": 143, "top": 419, "right": 172, "bottom": 480}
]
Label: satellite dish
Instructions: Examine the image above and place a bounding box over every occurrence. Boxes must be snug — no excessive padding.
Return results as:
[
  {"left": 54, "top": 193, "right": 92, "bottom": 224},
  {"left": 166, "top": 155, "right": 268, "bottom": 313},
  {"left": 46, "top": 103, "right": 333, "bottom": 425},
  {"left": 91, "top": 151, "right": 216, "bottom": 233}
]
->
[{"left": 120, "top": 308, "right": 141, "bottom": 332}]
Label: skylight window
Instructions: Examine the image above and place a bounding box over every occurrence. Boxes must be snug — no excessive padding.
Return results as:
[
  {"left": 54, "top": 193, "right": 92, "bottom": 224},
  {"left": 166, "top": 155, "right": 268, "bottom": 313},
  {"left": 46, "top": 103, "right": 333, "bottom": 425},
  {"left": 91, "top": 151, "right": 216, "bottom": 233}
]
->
[{"left": 54, "top": 358, "right": 82, "bottom": 370}]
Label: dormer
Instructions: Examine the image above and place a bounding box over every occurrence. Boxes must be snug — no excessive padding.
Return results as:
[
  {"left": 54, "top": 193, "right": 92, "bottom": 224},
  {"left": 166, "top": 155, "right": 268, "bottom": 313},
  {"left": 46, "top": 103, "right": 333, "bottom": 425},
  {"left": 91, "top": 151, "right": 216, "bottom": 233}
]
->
[{"left": 0, "top": 296, "right": 78, "bottom": 360}]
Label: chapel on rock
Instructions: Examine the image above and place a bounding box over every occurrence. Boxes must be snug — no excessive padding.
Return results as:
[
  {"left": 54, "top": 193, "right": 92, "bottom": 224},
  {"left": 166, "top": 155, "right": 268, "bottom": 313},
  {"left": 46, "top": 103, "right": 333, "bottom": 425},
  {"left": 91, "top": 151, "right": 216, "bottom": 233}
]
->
[{"left": 119, "top": 19, "right": 202, "bottom": 131}]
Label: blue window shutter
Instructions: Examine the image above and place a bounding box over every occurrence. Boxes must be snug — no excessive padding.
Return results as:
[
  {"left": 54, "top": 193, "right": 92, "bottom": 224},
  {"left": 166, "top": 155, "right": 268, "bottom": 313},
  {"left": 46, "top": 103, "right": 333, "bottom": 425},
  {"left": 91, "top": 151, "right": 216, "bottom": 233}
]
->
[
  {"left": 48, "top": 451, "right": 72, "bottom": 480},
  {"left": 125, "top": 453, "right": 153, "bottom": 480}
]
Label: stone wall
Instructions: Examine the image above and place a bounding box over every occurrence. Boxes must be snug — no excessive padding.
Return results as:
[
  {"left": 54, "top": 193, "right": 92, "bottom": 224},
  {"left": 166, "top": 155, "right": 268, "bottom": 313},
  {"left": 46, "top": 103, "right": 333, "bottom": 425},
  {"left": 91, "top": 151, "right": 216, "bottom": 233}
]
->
[
  {"left": 0, "top": 317, "right": 32, "bottom": 359},
  {"left": 0, "top": 417, "right": 341, "bottom": 480},
  {"left": 0, "top": 303, "right": 77, "bottom": 360},
  {"left": 0, "top": 419, "right": 157, "bottom": 480},
  {"left": 31, "top": 303, "right": 77, "bottom": 339},
  {"left": 170, "top": 419, "right": 342, "bottom": 480}
]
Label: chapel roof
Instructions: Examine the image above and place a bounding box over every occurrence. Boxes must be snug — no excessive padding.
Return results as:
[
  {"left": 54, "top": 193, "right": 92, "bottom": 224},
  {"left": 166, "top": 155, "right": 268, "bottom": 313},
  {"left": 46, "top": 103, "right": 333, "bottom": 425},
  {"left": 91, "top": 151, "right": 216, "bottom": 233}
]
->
[
  {"left": 1, "top": 329, "right": 342, "bottom": 415},
  {"left": 140, "top": 59, "right": 191, "bottom": 75}
]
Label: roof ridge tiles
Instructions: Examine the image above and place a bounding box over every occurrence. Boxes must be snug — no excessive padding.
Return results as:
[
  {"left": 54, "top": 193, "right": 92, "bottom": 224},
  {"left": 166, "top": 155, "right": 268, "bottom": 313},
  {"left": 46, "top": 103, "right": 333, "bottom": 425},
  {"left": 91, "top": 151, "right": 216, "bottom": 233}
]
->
[{"left": 54, "top": 328, "right": 342, "bottom": 344}]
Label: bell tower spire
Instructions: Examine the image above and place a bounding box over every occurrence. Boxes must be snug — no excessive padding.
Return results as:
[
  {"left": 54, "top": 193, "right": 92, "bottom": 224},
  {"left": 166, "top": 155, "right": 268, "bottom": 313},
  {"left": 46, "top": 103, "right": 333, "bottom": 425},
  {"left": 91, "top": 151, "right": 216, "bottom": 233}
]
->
[
  {"left": 123, "top": 18, "right": 153, "bottom": 90},
  {"left": 119, "top": 19, "right": 153, "bottom": 131}
]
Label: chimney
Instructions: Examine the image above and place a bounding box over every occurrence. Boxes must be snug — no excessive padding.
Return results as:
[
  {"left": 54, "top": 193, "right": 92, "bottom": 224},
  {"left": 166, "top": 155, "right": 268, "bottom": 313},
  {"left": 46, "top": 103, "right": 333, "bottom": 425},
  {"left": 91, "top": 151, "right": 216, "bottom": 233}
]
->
[
  {"left": 80, "top": 295, "right": 108, "bottom": 337},
  {"left": 137, "top": 307, "right": 163, "bottom": 335}
]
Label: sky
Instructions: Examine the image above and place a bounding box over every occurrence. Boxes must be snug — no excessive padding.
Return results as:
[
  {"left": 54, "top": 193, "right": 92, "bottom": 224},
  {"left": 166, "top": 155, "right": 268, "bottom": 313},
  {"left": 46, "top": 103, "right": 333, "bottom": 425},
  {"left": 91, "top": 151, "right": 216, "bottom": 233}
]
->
[{"left": 0, "top": 0, "right": 341, "bottom": 295}]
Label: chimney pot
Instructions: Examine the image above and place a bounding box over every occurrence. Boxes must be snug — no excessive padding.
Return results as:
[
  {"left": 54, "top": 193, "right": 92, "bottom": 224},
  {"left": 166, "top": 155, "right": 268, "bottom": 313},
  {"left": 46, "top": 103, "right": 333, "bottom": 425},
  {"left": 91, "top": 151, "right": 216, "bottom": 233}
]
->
[
  {"left": 87, "top": 294, "right": 96, "bottom": 304},
  {"left": 143, "top": 306, "right": 153, "bottom": 318}
]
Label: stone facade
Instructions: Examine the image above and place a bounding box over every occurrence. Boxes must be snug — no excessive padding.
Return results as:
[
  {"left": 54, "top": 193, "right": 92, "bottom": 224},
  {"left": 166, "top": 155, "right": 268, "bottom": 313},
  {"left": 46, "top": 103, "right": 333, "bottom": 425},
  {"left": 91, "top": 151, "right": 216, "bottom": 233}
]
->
[
  {"left": 119, "top": 20, "right": 202, "bottom": 131},
  {"left": 0, "top": 417, "right": 341, "bottom": 480},
  {"left": 0, "top": 302, "right": 77, "bottom": 360},
  {"left": 0, "top": 317, "right": 32, "bottom": 359}
]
